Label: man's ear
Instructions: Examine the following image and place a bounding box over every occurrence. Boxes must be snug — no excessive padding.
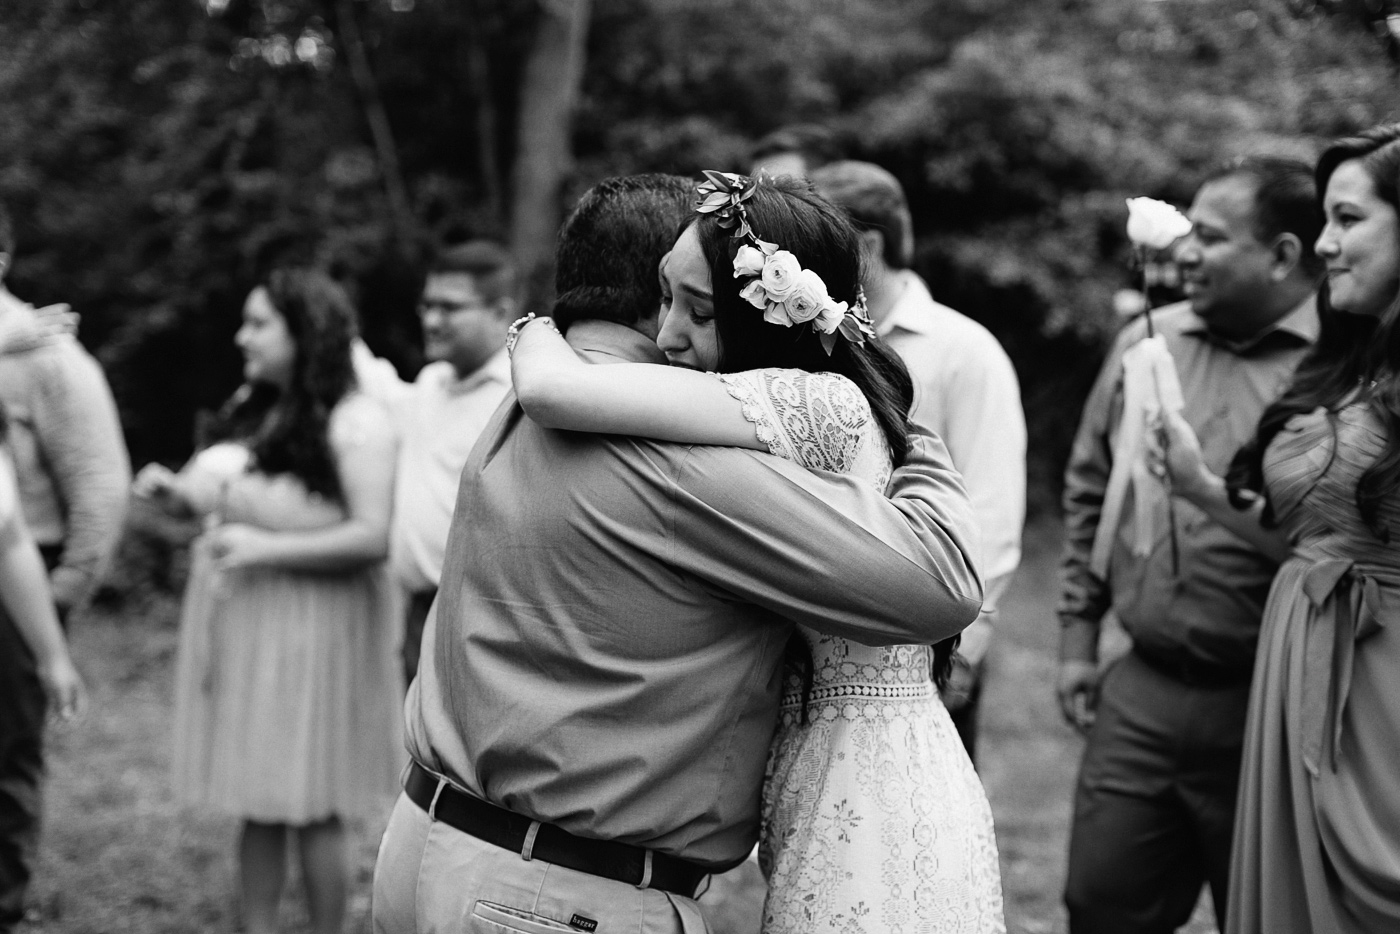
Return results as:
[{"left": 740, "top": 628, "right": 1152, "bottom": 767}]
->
[{"left": 1270, "top": 233, "right": 1303, "bottom": 281}]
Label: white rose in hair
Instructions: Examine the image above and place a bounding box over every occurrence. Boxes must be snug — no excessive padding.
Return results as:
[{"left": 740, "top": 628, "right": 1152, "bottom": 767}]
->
[
  {"left": 760, "top": 251, "right": 803, "bottom": 300},
  {"left": 1125, "top": 197, "right": 1192, "bottom": 250},
  {"left": 764, "top": 302, "right": 793, "bottom": 327},
  {"left": 783, "top": 269, "right": 830, "bottom": 324},
  {"left": 733, "top": 245, "right": 767, "bottom": 278},
  {"left": 814, "top": 299, "right": 848, "bottom": 334},
  {"left": 739, "top": 280, "right": 769, "bottom": 310}
]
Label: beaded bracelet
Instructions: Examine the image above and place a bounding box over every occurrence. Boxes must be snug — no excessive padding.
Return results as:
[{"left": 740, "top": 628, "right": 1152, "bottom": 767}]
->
[{"left": 505, "top": 313, "right": 561, "bottom": 356}]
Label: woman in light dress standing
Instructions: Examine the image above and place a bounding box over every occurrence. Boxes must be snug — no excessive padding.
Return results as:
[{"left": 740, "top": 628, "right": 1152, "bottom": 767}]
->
[
  {"left": 510, "top": 173, "right": 1004, "bottom": 933},
  {"left": 137, "top": 268, "right": 401, "bottom": 934}
]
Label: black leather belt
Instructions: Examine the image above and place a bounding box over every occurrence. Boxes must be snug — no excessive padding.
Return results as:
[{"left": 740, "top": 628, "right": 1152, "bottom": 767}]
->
[
  {"left": 1132, "top": 646, "right": 1252, "bottom": 688},
  {"left": 404, "top": 761, "right": 708, "bottom": 898}
]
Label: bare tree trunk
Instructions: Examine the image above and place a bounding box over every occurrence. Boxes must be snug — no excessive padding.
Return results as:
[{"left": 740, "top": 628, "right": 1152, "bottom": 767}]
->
[
  {"left": 464, "top": 0, "right": 504, "bottom": 227},
  {"left": 509, "top": 0, "right": 591, "bottom": 313},
  {"left": 336, "top": 0, "right": 414, "bottom": 246}
]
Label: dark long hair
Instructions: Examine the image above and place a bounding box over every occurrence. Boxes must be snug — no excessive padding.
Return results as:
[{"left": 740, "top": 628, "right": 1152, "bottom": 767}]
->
[
  {"left": 684, "top": 176, "right": 961, "bottom": 692},
  {"left": 207, "top": 268, "right": 358, "bottom": 499},
  {"left": 685, "top": 177, "right": 916, "bottom": 467},
  {"left": 1227, "top": 124, "right": 1400, "bottom": 540}
]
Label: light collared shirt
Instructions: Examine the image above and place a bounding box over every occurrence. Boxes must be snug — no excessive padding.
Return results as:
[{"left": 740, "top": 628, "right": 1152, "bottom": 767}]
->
[
  {"left": 1059, "top": 296, "right": 1318, "bottom": 670},
  {"left": 389, "top": 350, "right": 511, "bottom": 593},
  {"left": 404, "top": 320, "right": 983, "bottom": 870},
  {"left": 0, "top": 292, "right": 130, "bottom": 611},
  {"left": 879, "top": 272, "right": 1026, "bottom": 656}
]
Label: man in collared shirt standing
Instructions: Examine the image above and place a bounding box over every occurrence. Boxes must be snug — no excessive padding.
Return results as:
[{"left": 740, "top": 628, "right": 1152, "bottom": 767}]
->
[
  {"left": 0, "top": 204, "right": 129, "bottom": 933},
  {"left": 813, "top": 161, "right": 1027, "bottom": 761},
  {"left": 388, "top": 241, "right": 515, "bottom": 688},
  {"left": 1058, "top": 157, "right": 1322, "bottom": 934},
  {"left": 372, "top": 175, "right": 984, "bottom": 933}
]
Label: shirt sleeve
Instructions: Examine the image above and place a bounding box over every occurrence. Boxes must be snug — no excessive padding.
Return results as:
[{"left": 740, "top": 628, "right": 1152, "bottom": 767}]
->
[
  {"left": 934, "top": 334, "right": 1026, "bottom": 605},
  {"left": 31, "top": 344, "right": 131, "bottom": 610},
  {"left": 664, "top": 422, "right": 984, "bottom": 647},
  {"left": 1057, "top": 328, "right": 1133, "bottom": 662}
]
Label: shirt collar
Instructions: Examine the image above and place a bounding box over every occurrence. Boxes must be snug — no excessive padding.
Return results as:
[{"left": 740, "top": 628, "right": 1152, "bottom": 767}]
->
[
  {"left": 565, "top": 320, "right": 667, "bottom": 365},
  {"left": 877, "top": 271, "right": 941, "bottom": 338},
  {"left": 443, "top": 347, "right": 511, "bottom": 395},
  {"left": 1179, "top": 293, "right": 1319, "bottom": 353}
]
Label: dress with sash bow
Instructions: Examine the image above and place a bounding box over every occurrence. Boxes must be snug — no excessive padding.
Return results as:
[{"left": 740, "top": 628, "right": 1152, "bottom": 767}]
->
[{"left": 1228, "top": 401, "right": 1400, "bottom": 934}]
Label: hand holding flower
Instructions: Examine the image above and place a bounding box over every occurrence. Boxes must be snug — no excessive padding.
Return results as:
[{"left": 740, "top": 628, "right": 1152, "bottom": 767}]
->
[{"left": 1146, "top": 408, "right": 1216, "bottom": 502}]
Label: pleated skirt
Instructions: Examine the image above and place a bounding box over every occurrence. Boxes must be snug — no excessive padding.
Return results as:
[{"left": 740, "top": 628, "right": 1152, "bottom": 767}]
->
[{"left": 171, "top": 540, "right": 404, "bottom": 824}]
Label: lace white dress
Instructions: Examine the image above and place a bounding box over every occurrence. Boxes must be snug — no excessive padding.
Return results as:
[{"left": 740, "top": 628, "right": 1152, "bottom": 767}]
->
[{"left": 716, "top": 369, "right": 1005, "bottom": 934}]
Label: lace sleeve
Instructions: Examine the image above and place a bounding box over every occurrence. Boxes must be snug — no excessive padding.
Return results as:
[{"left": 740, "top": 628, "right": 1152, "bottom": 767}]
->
[{"left": 713, "top": 368, "right": 873, "bottom": 474}]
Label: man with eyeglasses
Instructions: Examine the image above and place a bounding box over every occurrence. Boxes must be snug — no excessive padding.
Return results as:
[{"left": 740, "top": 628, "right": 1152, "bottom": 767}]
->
[{"left": 388, "top": 240, "right": 516, "bottom": 688}]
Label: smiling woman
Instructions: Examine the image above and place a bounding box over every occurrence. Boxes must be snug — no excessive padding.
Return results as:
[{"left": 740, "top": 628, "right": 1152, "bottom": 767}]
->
[{"left": 1317, "top": 160, "right": 1400, "bottom": 319}]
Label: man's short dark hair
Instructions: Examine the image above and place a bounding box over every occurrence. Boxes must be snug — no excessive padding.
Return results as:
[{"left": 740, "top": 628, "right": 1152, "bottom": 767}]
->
[
  {"left": 552, "top": 174, "right": 693, "bottom": 332},
  {"left": 750, "top": 124, "right": 841, "bottom": 171},
  {"left": 1206, "top": 155, "right": 1323, "bottom": 276},
  {"left": 429, "top": 240, "right": 517, "bottom": 305},
  {"left": 810, "top": 161, "right": 912, "bottom": 269}
]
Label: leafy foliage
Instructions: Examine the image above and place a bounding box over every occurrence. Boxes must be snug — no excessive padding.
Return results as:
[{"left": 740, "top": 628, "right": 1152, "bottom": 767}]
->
[{"left": 0, "top": 0, "right": 1396, "bottom": 509}]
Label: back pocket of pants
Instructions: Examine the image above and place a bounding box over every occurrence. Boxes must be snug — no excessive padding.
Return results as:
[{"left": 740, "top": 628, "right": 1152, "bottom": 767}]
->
[{"left": 470, "top": 900, "right": 580, "bottom": 934}]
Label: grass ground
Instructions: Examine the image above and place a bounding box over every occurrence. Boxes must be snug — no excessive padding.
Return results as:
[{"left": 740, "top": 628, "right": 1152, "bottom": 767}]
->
[{"left": 25, "top": 518, "right": 1218, "bottom": 933}]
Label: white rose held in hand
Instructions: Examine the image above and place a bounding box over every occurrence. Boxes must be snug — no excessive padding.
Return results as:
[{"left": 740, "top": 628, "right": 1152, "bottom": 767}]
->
[
  {"left": 761, "top": 250, "right": 803, "bottom": 299},
  {"left": 1125, "top": 197, "right": 1193, "bottom": 250}
]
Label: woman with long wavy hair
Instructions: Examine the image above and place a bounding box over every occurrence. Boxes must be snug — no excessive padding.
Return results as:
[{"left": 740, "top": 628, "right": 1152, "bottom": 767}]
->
[
  {"left": 1154, "top": 125, "right": 1400, "bottom": 933},
  {"left": 137, "top": 268, "right": 401, "bottom": 934},
  {"left": 509, "top": 174, "right": 1003, "bottom": 933}
]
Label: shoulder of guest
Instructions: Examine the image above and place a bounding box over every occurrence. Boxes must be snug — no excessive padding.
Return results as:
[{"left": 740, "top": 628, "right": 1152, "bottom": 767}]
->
[{"left": 412, "top": 360, "right": 457, "bottom": 389}]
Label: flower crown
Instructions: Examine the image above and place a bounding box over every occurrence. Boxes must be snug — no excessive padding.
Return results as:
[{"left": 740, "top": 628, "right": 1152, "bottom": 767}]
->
[{"left": 694, "top": 170, "right": 877, "bottom": 355}]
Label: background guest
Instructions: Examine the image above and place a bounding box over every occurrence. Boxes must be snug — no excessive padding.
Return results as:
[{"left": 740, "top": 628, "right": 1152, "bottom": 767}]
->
[
  {"left": 813, "top": 159, "right": 1027, "bottom": 760},
  {"left": 1057, "top": 156, "right": 1321, "bottom": 934},
  {"left": 0, "top": 202, "right": 127, "bottom": 934},
  {"left": 0, "top": 403, "right": 85, "bottom": 934},
  {"left": 387, "top": 240, "right": 515, "bottom": 688},
  {"left": 137, "top": 268, "right": 401, "bottom": 934}
]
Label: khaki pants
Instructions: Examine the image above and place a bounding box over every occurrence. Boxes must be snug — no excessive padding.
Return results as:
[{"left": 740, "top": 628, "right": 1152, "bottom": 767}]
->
[{"left": 372, "top": 792, "right": 710, "bottom": 934}]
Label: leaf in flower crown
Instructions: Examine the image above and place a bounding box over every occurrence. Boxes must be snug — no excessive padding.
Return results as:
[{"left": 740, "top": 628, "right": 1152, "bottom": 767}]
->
[
  {"left": 739, "top": 180, "right": 757, "bottom": 201},
  {"left": 819, "top": 330, "right": 838, "bottom": 355},
  {"left": 699, "top": 190, "right": 731, "bottom": 209},
  {"left": 754, "top": 237, "right": 779, "bottom": 255},
  {"left": 837, "top": 314, "right": 869, "bottom": 346},
  {"left": 702, "top": 170, "right": 738, "bottom": 191}
]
